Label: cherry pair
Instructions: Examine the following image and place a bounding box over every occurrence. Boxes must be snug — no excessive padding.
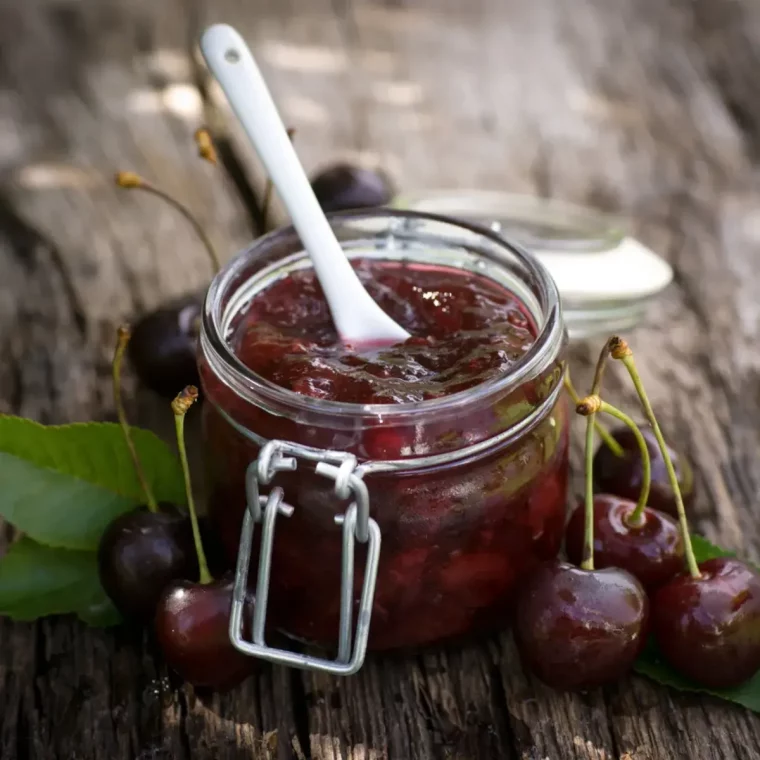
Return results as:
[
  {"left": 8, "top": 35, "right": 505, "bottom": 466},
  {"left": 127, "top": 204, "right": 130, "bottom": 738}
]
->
[
  {"left": 98, "top": 327, "right": 255, "bottom": 690},
  {"left": 515, "top": 338, "right": 760, "bottom": 692}
]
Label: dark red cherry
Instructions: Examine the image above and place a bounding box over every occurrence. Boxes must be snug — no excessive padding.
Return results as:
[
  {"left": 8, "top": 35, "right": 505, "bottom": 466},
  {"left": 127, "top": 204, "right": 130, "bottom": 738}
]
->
[
  {"left": 128, "top": 293, "right": 202, "bottom": 398},
  {"left": 154, "top": 575, "right": 257, "bottom": 690},
  {"left": 514, "top": 560, "right": 649, "bottom": 691},
  {"left": 97, "top": 504, "right": 197, "bottom": 621},
  {"left": 594, "top": 426, "right": 695, "bottom": 518},
  {"left": 310, "top": 163, "right": 393, "bottom": 212},
  {"left": 652, "top": 557, "right": 760, "bottom": 688},
  {"left": 565, "top": 495, "right": 684, "bottom": 590}
]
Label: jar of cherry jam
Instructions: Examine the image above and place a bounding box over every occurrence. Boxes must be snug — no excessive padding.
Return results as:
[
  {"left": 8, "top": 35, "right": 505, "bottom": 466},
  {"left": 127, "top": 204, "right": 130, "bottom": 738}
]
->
[{"left": 198, "top": 210, "right": 568, "bottom": 675}]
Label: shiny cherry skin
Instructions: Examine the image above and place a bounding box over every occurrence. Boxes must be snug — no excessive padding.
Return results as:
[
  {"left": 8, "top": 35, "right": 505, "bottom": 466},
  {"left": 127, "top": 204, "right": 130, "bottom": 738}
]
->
[
  {"left": 594, "top": 426, "right": 695, "bottom": 518},
  {"left": 310, "top": 163, "right": 393, "bottom": 212},
  {"left": 565, "top": 495, "right": 684, "bottom": 590},
  {"left": 652, "top": 557, "right": 760, "bottom": 688},
  {"left": 514, "top": 560, "right": 649, "bottom": 691},
  {"left": 154, "top": 575, "right": 256, "bottom": 690},
  {"left": 97, "top": 505, "right": 197, "bottom": 621},
  {"left": 128, "top": 293, "right": 202, "bottom": 398}
]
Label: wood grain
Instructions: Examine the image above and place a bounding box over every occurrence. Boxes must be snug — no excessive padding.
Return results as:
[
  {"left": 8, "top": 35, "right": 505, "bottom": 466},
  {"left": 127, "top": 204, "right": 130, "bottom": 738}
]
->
[{"left": 2, "top": 0, "right": 760, "bottom": 757}]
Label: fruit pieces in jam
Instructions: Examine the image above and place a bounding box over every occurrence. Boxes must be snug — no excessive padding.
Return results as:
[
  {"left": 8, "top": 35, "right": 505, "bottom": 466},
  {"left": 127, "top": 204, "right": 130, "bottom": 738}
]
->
[
  {"left": 200, "top": 259, "right": 568, "bottom": 650},
  {"left": 231, "top": 260, "right": 537, "bottom": 404}
]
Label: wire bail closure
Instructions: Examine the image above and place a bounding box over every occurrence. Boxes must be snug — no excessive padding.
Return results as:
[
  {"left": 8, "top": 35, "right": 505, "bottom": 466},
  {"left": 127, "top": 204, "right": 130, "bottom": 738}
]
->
[{"left": 229, "top": 440, "right": 382, "bottom": 675}]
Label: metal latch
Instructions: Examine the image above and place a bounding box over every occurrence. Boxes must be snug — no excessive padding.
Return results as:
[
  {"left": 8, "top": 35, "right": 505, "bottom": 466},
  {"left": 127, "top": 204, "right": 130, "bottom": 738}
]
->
[{"left": 228, "top": 440, "right": 382, "bottom": 675}]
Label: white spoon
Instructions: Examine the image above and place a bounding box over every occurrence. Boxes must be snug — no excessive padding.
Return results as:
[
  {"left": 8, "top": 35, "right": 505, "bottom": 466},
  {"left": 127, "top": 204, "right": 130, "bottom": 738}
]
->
[{"left": 200, "top": 24, "right": 410, "bottom": 348}]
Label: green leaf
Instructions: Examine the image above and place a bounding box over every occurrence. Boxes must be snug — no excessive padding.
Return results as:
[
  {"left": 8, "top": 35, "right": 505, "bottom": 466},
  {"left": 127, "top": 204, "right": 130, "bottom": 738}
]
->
[
  {"left": 691, "top": 533, "right": 736, "bottom": 562},
  {"left": 76, "top": 592, "right": 122, "bottom": 627},
  {"left": 0, "top": 538, "right": 121, "bottom": 626},
  {"left": 634, "top": 533, "right": 760, "bottom": 712},
  {"left": 0, "top": 416, "right": 185, "bottom": 550},
  {"left": 635, "top": 638, "right": 760, "bottom": 713}
]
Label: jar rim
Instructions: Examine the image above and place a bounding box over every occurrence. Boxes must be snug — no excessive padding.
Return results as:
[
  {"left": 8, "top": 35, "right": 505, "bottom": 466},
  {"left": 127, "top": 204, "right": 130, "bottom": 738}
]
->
[{"left": 201, "top": 208, "right": 565, "bottom": 421}]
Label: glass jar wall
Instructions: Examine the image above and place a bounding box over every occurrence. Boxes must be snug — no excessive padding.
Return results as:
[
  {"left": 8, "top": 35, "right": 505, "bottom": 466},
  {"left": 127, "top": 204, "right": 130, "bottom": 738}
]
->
[{"left": 199, "top": 210, "right": 569, "bottom": 653}]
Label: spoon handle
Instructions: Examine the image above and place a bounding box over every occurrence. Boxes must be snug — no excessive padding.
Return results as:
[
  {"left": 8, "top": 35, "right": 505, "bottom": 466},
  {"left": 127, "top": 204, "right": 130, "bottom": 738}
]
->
[{"left": 200, "top": 24, "right": 409, "bottom": 344}]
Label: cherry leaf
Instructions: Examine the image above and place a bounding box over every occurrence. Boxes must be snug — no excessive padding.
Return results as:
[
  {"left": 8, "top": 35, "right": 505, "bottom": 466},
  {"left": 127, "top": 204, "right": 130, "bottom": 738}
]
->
[
  {"left": 77, "top": 591, "right": 123, "bottom": 627},
  {"left": 0, "top": 415, "right": 185, "bottom": 550},
  {"left": 634, "top": 534, "right": 760, "bottom": 713},
  {"left": 635, "top": 638, "right": 760, "bottom": 713},
  {"left": 690, "top": 533, "right": 737, "bottom": 562},
  {"left": 0, "top": 538, "right": 120, "bottom": 626}
]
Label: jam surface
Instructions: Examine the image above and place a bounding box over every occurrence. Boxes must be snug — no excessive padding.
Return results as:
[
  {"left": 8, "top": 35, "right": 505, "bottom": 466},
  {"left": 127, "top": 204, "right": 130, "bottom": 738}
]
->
[{"left": 232, "top": 260, "right": 537, "bottom": 404}]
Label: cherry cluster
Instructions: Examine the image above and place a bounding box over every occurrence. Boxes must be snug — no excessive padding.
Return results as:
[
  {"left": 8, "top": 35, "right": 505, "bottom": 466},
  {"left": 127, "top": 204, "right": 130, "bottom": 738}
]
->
[
  {"left": 514, "top": 338, "right": 760, "bottom": 692},
  {"left": 98, "top": 326, "right": 256, "bottom": 690}
]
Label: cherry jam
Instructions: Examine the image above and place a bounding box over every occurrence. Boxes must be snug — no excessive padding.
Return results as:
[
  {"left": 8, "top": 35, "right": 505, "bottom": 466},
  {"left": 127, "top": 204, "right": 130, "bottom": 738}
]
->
[
  {"left": 200, "top": 213, "right": 568, "bottom": 653},
  {"left": 232, "top": 261, "right": 536, "bottom": 404}
]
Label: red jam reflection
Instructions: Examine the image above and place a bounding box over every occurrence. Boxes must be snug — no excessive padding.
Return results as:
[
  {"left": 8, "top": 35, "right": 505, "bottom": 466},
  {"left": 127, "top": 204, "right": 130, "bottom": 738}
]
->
[{"left": 201, "top": 259, "right": 569, "bottom": 651}]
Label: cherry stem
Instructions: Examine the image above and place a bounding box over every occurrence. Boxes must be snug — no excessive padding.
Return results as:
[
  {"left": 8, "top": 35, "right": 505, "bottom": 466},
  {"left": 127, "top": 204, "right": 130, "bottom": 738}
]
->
[
  {"left": 113, "top": 326, "right": 157, "bottom": 513},
  {"left": 115, "top": 172, "right": 221, "bottom": 274},
  {"left": 575, "top": 338, "right": 615, "bottom": 572},
  {"left": 610, "top": 337, "right": 700, "bottom": 579},
  {"left": 194, "top": 128, "right": 218, "bottom": 165},
  {"left": 564, "top": 372, "right": 624, "bottom": 457},
  {"left": 581, "top": 399, "right": 596, "bottom": 571},
  {"left": 591, "top": 339, "right": 612, "bottom": 396},
  {"left": 578, "top": 396, "right": 651, "bottom": 525},
  {"left": 172, "top": 386, "right": 212, "bottom": 585},
  {"left": 260, "top": 178, "right": 274, "bottom": 233},
  {"left": 260, "top": 127, "right": 295, "bottom": 233}
]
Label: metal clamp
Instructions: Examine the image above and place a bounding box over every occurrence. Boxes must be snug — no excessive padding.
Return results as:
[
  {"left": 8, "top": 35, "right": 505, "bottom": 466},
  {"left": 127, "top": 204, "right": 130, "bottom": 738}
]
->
[{"left": 229, "top": 440, "right": 382, "bottom": 675}]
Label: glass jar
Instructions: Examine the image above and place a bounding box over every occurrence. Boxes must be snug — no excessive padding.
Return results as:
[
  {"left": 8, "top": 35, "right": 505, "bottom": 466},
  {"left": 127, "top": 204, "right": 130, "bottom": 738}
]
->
[{"left": 198, "top": 210, "right": 569, "bottom": 675}]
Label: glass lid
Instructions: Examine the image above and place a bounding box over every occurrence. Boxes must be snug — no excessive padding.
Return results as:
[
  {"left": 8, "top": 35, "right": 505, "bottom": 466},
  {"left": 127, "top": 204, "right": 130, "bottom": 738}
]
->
[
  {"left": 392, "top": 190, "right": 674, "bottom": 339},
  {"left": 394, "top": 190, "right": 625, "bottom": 251}
]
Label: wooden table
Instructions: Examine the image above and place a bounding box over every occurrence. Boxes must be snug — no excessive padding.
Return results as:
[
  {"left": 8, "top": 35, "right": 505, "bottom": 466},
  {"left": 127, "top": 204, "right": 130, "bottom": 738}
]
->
[{"left": 3, "top": 0, "right": 760, "bottom": 757}]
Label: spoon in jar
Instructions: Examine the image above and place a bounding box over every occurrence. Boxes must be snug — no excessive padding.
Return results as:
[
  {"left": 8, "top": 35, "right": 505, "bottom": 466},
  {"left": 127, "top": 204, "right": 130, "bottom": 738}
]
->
[{"left": 200, "top": 24, "right": 410, "bottom": 349}]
